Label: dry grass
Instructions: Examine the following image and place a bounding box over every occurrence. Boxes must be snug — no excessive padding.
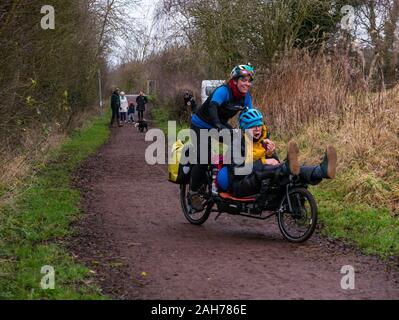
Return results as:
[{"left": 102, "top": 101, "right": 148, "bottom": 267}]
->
[
  {"left": 255, "top": 51, "right": 354, "bottom": 136},
  {"left": 254, "top": 50, "right": 399, "bottom": 215},
  {"left": 0, "top": 130, "right": 66, "bottom": 197},
  {"left": 0, "top": 108, "right": 100, "bottom": 198}
]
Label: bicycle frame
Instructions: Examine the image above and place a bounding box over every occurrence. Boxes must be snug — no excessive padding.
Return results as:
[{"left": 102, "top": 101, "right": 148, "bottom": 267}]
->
[
  {"left": 202, "top": 167, "right": 308, "bottom": 221},
  {"left": 182, "top": 166, "right": 318, "bottom": 243}
]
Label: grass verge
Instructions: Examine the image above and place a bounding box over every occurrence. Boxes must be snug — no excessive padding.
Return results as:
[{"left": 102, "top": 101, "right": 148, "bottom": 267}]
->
[
  {"left": 0, "top": 113, "right": 110, "bottom": 299},
  {"left": 312, "top": 183, "right": 399, "bottom": 258}
]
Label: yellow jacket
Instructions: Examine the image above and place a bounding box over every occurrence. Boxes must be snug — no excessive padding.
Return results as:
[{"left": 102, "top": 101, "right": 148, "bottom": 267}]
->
[{"left": 244, "top": 125, "right": 273, "bottom": 165}]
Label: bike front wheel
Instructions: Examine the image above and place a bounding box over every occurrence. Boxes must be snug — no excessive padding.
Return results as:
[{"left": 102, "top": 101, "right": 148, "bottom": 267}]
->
[{"left": 277, "top": 187, "right": 318, "bottom": 243}]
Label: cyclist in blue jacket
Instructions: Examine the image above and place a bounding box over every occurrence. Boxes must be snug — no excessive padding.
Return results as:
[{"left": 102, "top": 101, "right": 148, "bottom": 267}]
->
[{"left": 189, "top": 64, "right": 255, "bottom": 211}]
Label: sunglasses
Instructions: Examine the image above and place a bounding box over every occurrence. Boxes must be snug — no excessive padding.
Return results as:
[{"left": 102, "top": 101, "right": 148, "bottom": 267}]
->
[{"left": 238, "top": 76, "right": 254, "bottom": 83}]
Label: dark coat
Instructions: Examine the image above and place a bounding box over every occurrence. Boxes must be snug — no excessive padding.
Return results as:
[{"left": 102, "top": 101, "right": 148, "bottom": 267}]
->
[
  {"left": 111, "top": 92, "right": 120, "bottom": 110},
  {"left": 136, "top": 95, "right": 148, "bottom": 111}
]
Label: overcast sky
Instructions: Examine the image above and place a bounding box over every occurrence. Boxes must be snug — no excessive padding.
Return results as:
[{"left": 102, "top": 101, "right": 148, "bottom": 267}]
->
[
  {"left": 109, "top": 0, "right": 161, "bottom": 66},
  {"left": 130, "top": 0, "right": 159, "bottom": 24}
]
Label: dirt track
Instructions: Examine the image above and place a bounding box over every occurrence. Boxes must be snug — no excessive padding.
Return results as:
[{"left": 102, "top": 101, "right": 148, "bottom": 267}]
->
[{"left": 71, "top": 111, "right": 399, "bottom": 300}]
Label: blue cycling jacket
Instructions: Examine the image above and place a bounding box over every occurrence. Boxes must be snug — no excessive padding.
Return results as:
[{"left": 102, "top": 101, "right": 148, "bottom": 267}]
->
[{"left": 192, "top": 85, "right": 253, "bottom": 129}]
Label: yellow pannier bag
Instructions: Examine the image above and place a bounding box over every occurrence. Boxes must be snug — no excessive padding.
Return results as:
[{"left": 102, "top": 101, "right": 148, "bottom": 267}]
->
[{"left": 168, "top": 139, "right": 192, "bottom": 184}]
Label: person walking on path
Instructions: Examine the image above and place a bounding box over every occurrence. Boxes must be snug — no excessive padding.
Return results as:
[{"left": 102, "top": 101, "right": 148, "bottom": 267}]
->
[
  {"left": 110, "top": 88, "right": 121, "bottom": 127},
  {"left": 119, "top": 91, "right": 129, "bottom": 124},
  {"left": 136, "top": 91, "right": 148, "bottom": 121}
]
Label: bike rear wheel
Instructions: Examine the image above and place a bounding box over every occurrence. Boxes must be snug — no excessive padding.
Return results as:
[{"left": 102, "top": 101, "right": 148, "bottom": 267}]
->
[
  {"left": 180, "top": 184, "right": 212, "bottom": 225},
  {"left": 277, "top": 187, "right": 317, "bottom": 243}
]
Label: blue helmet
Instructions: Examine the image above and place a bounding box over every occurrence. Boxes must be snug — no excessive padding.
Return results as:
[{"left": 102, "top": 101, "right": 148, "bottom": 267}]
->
[{"left": 239, "top": 108, "right": 263, "bottom": 130}]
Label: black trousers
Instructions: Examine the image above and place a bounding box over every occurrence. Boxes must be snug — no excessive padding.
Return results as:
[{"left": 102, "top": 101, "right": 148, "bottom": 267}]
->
[
  {"left": 111, "top": 107, "right": 120, "bottom": 125},
  {"left": 120, "top": 112, "right": 127, "bottom": 122},
  {"left": 232, "top": 165, "right": 323, "bottom": 198},
  {"left": 189, "top": 124, "right": 211, "bottom": 191},
  {"left": 232, "top": 165, "right": 282, "bottom": 197},
  {"left": 190, "top": 124, "right": 238, "bottom": 192},
  {"left": 138, "top": 110, "right": 144, "bottom": 121}
]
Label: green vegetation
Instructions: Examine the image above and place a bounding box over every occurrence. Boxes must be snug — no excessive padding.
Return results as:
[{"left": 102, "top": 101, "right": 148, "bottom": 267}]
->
[
  {"left": 0, "top": 114, "right": 110, "bottom": 299},
  {"left": 313, "top": 185, "right": 399, "bottom": 258},
  {"left": 151, "top": 105, "right": 189, "bottom": 134}
]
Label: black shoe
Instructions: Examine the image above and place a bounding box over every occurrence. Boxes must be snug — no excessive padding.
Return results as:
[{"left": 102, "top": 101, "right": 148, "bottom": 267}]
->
[{"left": 320, "top": 145, "right": 337, "bottom": 179}]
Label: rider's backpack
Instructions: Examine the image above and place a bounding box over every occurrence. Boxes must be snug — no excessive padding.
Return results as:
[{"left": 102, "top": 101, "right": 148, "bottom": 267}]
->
[{"left": 168, "top": 139, "right": 192, "bottom": 184}]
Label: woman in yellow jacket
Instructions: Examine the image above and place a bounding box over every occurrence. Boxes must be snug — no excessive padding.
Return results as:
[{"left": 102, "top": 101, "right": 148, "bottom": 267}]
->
[{"left": 219, "top": 109, "right": 337, "bottom": 198}]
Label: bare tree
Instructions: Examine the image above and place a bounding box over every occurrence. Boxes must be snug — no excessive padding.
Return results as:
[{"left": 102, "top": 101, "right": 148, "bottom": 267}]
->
[{"left": 354, "top": 0, "right": 399, "bottom": 88}]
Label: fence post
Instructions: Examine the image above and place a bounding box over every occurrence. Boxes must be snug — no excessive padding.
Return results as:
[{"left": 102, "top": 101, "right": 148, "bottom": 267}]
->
[{"left": 98, "top": 69, "right": 103, "bottom": 117}]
